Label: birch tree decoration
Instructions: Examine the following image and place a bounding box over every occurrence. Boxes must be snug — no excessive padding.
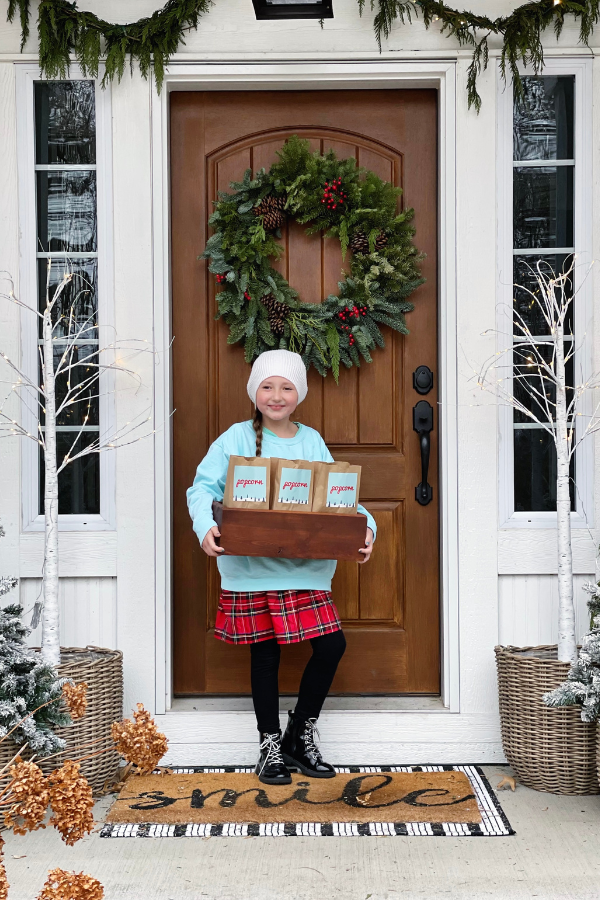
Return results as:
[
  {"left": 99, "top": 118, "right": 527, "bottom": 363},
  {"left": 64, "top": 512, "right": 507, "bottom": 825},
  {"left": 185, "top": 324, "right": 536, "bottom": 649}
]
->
[
  {"left": 478, "top": 259, "right": 596, "bottom": 664},
  {"left": 0, "top": 266, "right": 157, "bottom": 667}
]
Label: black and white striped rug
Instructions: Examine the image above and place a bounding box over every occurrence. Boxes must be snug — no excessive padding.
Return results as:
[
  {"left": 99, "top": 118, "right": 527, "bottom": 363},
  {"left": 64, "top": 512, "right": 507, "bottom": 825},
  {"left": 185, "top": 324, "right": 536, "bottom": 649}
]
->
[{"left": 100, "top": 764, "right": 514, "bottom": 838}]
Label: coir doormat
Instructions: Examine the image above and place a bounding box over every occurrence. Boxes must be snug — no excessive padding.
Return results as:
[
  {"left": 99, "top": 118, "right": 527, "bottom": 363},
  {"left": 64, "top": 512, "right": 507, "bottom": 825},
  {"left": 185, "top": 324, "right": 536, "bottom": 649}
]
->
[{"left": 101, "top": 765, "right": 514, "bottom": 838}]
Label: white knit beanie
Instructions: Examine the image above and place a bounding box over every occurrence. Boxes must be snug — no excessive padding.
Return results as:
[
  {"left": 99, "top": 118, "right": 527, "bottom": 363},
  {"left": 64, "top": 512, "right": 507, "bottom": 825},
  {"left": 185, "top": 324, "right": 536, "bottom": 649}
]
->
[{"left": 247, "top": 350, "right": 308, "bottom": 405}]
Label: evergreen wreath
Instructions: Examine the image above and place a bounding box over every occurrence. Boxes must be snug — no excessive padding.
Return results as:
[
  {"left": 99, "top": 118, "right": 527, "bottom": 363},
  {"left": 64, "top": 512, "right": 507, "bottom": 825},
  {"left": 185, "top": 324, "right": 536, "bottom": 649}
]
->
[
  {"left": 201, "top": 135, "right": 424, "bottom": 379},
  {"left": 6, "top": 0, "right": 600, "bottom": 107}
]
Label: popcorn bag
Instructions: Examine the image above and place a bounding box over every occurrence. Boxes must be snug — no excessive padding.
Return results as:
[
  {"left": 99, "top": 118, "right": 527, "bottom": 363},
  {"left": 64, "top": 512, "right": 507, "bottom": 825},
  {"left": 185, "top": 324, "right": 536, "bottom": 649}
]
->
[
  {"left": 271, "top": 459, "right": 315, "bottom": 511},
  {"left": 312, "top": 461, "right": 362, "bottom": 514},
  {"left": 224, "top": 455, "right": 271, "bottom": 510}
]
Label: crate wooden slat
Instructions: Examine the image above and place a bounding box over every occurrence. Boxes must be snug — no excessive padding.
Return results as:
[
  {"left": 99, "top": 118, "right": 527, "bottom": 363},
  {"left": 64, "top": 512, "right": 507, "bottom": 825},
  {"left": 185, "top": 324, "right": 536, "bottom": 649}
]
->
[{"left": 212, "top": 502, "right": 366, "bottom": 561}]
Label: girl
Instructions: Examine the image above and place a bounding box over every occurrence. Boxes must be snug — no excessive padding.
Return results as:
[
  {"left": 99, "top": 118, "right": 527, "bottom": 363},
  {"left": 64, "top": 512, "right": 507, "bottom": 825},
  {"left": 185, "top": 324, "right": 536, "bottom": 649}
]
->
[{"left": 187, "top": 350, "right": 375, "bottom": 785}]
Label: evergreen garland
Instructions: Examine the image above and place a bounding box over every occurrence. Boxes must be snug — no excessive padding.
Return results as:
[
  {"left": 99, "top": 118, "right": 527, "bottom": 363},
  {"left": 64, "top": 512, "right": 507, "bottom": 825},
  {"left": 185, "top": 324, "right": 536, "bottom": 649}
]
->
[
  {"left": 6, "top": 0, "right": 600, "bottom": 104},
  {"left": 8, "top": 0, "right": 213, "bottom": 93},
  {"left": 361, "top": 0, "right": 600, "bottom": 110},
  {"left": 202, "top": 136, "right": 423, "bottom": 379}
]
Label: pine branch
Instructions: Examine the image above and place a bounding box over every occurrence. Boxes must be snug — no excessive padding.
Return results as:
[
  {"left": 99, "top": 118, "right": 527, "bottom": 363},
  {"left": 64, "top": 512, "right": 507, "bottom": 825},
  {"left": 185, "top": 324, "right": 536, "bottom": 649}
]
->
[{"left": 7, "top": 0, "right": 30, "bottom": 49}]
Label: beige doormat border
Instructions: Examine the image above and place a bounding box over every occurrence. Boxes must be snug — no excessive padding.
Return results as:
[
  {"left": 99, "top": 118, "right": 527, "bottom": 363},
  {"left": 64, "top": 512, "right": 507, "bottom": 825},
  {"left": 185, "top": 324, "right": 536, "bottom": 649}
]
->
[{"left": 100, "top": 765, "right": 514, "bottom": 837}]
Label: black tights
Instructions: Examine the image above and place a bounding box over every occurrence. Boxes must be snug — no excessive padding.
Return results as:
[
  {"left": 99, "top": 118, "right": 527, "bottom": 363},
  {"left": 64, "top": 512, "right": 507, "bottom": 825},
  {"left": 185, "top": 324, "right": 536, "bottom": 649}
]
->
[{"left": 250, "top": 630, "right": 347, "bottom": 734}]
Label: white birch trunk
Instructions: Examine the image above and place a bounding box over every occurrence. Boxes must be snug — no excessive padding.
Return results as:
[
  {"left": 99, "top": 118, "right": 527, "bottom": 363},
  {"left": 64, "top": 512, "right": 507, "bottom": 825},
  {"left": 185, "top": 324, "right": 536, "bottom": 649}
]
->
[
  {"left": 41, "top": 303, "right": 60, "bottom": 667},
  {"left": 555, "top": 321, "right": 577, "bottom": 663}
]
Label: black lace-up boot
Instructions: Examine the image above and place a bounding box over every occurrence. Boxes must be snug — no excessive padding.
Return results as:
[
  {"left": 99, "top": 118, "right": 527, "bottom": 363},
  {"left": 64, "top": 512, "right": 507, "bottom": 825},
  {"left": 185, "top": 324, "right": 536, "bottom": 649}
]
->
[
  {"left": 255, "top": 731, "right": 292, "bottom": 785},
  {"left": 281, "top": 710, "right": 336, "bottom": 778}
]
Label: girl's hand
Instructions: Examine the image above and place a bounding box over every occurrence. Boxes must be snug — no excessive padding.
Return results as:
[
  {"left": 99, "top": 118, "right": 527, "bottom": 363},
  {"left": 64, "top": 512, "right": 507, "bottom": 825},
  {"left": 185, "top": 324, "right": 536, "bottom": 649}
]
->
[
  {"left": 358, "top": 527, "right": 374, "bottom": 564},
  {"left": 202, "top": 525, "right": 224, "bottom": 557}
]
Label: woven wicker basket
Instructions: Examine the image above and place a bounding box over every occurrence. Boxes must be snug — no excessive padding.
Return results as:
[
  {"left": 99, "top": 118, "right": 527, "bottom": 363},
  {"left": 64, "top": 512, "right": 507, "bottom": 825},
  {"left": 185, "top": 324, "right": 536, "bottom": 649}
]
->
[
  {"left": 0, "top": 646, "right": 123, "bottom": 794},
  {"left": 496, "top": 645, "right": 599, "bottom": 794}
]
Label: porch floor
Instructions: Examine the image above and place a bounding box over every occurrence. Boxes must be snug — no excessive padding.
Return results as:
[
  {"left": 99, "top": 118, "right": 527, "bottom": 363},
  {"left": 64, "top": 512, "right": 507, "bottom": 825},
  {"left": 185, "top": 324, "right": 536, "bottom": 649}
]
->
[{"left": 3, "top": 766, "right": 600, "bottom": 900}]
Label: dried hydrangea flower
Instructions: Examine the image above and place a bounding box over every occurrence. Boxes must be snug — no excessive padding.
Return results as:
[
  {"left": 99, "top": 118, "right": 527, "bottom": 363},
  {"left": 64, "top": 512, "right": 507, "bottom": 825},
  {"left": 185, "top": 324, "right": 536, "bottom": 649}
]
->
[
  {"left": 111, "top": 704, "right": 168, "bottom": 775},
  {"left": 48, "top": 761, "right": 94, "bottom": 846},
  {"left": 4, "top": 759, "right": 49, "bottom": 835},
  {"left": 0, "top": 837, "right": 9, "bottom": 900},
  {"left": 62, "top": 682, "right": 88, "bottom": 720},
  {"left": 37, "top": 868, "right": 103, "bottom": 900}
]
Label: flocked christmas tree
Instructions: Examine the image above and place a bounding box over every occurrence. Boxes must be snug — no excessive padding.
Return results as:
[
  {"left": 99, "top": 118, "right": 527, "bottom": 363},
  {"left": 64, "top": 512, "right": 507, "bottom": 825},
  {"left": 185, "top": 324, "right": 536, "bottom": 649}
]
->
[
  {"left": 544, "top": 594, "right": 600, "bottom": 724},
  {"left": 583, "top": 579, "right": 600, "bottom": 626},
  {"left": 0, "top": 524, "right": 17, "bottom": 602},
  {"left": 0, "top": 525, "right": 69, "bottom": 754}
]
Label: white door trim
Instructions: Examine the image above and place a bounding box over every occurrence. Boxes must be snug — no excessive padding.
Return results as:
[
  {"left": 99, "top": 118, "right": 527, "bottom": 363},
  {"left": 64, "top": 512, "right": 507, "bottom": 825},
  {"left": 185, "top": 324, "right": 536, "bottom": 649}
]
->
[{"left": 150, "top": 61, "right": 459, "bottom": 715}]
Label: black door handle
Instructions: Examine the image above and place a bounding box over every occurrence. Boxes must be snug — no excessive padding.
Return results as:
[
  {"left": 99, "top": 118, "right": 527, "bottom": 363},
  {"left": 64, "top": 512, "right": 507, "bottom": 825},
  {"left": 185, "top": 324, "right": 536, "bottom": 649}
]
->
[{"left": 413, "top": 400, "right": 433, "bottom": 506}]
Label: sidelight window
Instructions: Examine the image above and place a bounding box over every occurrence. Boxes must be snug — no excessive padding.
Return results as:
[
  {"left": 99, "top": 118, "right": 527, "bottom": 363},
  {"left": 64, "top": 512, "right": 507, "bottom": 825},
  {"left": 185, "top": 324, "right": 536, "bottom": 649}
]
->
[
  {"left": 512, "top": 75, "right": 575, "bottom": 513},
  {"left": 35, "top": 81, "right": 100, "bottom": 515},
  {"left": 17, "top": 68, "right": 114, "bottom": 530},
  {"left": 500, "top": 62, "right": 593, "bottom": 526}
]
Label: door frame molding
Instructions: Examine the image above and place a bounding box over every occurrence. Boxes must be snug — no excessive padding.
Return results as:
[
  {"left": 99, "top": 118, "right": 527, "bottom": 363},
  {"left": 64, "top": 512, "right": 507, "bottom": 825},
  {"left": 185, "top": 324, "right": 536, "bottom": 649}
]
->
[{"left": 151, "top": 61, "right": 459, "bottom": 715}]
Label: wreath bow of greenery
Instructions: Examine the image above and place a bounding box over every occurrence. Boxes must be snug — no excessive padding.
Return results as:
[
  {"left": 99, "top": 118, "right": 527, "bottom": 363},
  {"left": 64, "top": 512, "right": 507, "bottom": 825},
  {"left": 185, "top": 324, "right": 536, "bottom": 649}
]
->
[{"left": 201, "top": 136, "right": 424, "bottom": 379}]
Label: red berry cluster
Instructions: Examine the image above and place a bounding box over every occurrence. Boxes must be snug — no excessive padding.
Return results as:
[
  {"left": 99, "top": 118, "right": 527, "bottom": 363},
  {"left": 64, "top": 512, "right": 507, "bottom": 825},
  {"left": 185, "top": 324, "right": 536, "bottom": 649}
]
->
[
  {"left": 244, "top": 290, "right": 251, "bottom": 300},
  {"left": 337, "top": 304, "right": 367, "bottom": 322},
  {"left": 321, "top": 178, "right": 347, "bottom": 210},
  {"left": 216, "top": 274, "right": 227, "bottom": 284},
  {"left": 337, "top": 305, "right": 366, "bottom": 347}
]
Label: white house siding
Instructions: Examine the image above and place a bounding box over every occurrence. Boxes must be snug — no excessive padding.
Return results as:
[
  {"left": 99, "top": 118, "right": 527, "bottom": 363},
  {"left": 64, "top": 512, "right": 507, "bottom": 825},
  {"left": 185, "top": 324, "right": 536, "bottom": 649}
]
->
[
  {"left": 499, "top": 574, "right": 595, "bottom": 648},
  {"left": 21, "top": 577, "right": 118, "bottom": 649},
  {"left": 0, "top": 0, "right": 599, "bottom": 764},
  {"left": 0, "top": 61, "right": 20, "bottom": 599}
]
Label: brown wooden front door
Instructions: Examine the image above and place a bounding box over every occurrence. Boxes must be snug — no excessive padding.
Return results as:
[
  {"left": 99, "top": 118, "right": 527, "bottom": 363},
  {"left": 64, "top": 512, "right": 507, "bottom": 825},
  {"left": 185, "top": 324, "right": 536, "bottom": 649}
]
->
[{"left": 171, "top": 90, "right": 439, "bottom": 696}]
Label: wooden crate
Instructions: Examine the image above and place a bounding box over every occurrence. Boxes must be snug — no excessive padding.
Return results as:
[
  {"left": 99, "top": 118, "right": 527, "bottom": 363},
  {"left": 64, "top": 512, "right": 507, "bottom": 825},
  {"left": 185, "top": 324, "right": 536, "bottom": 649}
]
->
[{"left": 212, "top": 502, "right": 366, "bottom": 561}]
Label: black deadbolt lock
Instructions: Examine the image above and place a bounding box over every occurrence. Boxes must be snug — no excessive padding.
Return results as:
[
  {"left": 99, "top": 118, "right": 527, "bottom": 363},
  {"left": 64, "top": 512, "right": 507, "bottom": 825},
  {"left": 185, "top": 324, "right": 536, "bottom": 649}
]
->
[{"left": 413, "top": 365, "right": 434, "bottom": 395}]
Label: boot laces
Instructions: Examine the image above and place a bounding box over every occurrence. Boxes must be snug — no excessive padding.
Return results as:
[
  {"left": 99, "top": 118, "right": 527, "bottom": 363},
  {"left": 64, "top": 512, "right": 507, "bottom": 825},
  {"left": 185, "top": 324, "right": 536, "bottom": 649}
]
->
[
  {"left": 302, "top": 718, "right": 322, "bottom": 759},
  {"left": 258, "top": 732, "right": 284, "bottom": 775}
]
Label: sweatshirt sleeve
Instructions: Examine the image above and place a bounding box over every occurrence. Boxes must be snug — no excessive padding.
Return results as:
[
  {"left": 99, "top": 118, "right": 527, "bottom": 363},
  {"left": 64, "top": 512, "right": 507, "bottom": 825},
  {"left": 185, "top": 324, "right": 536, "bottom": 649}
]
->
[
  {"left": 314, "top": 433, "right": 377, "bottom": 541},
  {"left": 186, "top": 439, "right": 229, "bottom": 545}
]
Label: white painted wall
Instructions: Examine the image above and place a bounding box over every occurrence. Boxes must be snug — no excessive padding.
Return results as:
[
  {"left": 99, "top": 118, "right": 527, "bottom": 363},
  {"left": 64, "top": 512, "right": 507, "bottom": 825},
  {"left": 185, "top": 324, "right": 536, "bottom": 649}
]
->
[
  {"left": 1, "top": 0, "right": 599, "bottom": 763},
  {"left": 21, "top": 577, "right": 118, "bottom": 649},
  {"left": 499, "top": 574, "right": 595, "bottom": 647},
  {"left": 0, "top": 61, "right": 20, "bottom": 599}
]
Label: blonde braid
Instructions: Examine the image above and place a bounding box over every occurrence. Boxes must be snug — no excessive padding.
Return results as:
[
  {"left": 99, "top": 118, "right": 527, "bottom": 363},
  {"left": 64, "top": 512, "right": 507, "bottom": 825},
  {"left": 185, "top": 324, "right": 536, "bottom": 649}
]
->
[{"left": 252, "top": 408, "right": 264, "bottom": 457}]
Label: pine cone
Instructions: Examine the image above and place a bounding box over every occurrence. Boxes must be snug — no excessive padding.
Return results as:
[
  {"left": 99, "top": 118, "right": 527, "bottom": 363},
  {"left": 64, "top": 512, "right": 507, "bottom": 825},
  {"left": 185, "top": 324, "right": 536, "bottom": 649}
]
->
[
  {"left": 375, "top": 231, "right": 388, "bottom": 251},
  {"left": 254, "top": 195, "right": 286, "bottom": 231},
  {"left": 350, "top": 231, "right": 388, "bottom": 254},
  {"left": 261, "top": 293, "right": 289, "bottom": 335},
  {"left": 349, "top": 231, "right": 369, "bottom": 254}
]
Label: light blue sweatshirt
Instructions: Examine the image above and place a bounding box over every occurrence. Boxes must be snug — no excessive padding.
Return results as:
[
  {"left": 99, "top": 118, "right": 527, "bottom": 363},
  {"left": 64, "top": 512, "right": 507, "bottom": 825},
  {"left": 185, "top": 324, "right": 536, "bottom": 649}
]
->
[{"left": 186, "top": 420, "right": 377, "bottom": 592}]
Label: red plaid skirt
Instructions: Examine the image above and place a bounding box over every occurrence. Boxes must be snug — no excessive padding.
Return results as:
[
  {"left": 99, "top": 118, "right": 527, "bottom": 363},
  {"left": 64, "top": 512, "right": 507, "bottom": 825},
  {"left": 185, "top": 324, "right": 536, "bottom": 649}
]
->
[{"left": 215, "top": 589, "right": 342, "bottom": 645}]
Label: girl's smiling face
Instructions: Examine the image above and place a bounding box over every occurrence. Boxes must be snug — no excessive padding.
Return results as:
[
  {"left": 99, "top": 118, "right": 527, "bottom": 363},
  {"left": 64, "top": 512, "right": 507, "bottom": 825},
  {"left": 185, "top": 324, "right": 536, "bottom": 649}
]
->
[{"left": 255, "top": 376, "right": 299, "bottom": 422}]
